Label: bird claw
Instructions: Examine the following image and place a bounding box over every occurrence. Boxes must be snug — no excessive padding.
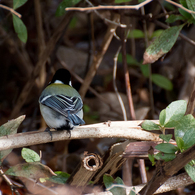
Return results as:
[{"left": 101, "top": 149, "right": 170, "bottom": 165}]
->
[{"left": 45, "top": 127, "right": 53, "bottom": 141}]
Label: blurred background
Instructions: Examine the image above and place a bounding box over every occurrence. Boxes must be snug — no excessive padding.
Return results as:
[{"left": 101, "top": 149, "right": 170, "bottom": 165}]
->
[{"left": 1, "top": 0, "right": 195, "bottom": 194}]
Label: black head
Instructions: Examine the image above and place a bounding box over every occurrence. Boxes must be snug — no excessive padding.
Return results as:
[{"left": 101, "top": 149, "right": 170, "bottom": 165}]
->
[{"left": 51, "top": 69, "right": 71, "bottom": 85}]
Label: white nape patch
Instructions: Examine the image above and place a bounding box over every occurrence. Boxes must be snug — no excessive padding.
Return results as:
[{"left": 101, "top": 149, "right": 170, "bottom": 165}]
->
[
  {"left": 54, "top": 80, "right": 64, "bottom": 84},
  {"left": 69, "top": 81, "right": 72, "bottom": 86},
  {"left": 41, "top": 95, "right": 51, "bottom": 102}
]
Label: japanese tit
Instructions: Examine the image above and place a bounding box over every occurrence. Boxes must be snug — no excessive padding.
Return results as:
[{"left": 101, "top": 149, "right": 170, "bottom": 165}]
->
[{"left": 39, "top": 69, "right": 85, "bottom": 133}]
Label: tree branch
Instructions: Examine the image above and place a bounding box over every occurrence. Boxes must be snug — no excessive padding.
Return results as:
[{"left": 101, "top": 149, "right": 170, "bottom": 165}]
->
[{"left": 0, "top": 120, "right": 161, "bottom": 151}]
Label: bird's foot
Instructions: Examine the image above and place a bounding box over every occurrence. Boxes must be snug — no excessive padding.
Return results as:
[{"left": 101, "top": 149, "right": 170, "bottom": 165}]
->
[
  {"left": 45, "top": 127, "right": 53, "bottom": 141},
  {"left": 67, "top": 130, "right": 71, "bottom": 138}
]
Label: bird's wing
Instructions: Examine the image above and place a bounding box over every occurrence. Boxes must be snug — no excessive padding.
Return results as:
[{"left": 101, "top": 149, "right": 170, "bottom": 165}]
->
[
  {"left": 40, "top": 94, "right": 84, "bottom": 125},
  {"left": 41, "top": 94, "right": 82, "bottom": 114}
]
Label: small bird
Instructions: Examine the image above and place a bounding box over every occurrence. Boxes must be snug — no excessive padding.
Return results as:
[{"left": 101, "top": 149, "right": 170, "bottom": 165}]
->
[{"left": 39, "top": 69, "right": 85, "bottom": 137}]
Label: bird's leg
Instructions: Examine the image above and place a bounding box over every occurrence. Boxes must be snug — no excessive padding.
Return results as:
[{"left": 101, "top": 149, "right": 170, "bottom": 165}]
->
[
  {"left": 45, "top": 127, "right": 53, "bottom": 141},
  {"left": 67, "top": 129, "right": 71, "bottom": 138}
]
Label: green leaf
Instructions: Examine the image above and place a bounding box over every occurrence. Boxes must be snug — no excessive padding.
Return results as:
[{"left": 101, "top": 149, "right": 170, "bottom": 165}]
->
[
  {"left": 176, "top": 137, "right": 184, "bottom": 150},
  {"left": 55, "top": 0, "right": 81, "bottom": 17},
  {"left": 127, "top": 29, "right": 144, "bottom": 39},
  {"left": 164, "top": 100, "right": 187, "bottom": 127},
  {"left": 143, "top": 25, "right": 184, "bottom": 64},
  {"left": 49, "top": 171, "right": 70, "bottom": 184},
  {"left": 154, "top": 152, "right": 176, "bottom": 162},
  {"left": 6, "top": 162, "right": 56, "bottom": 180},
  {"left": 179, "top": 8, "right": 193, "bottom": 20},
  {"left": 103, "top": 174, "right": 114, "bottom": 188},
  {"left": 0, "top": 115, "right": 25, "bottom": 137},
  {"left": 12, "top": 14, "right": 27, "bottom": 43},
  {"left": 150, "top": 30, "right": 163, "bottom": 38},
  {"left": 185, "top": 163, "right": 195, "bottom": 182},
  {"left": 13, "top": 0, "right": 28, "bottom": 10},
  {"left": 166, "top": 14, "right": 186, "bottom": 23},
  {"left": 141, "top": 120, "right": 160, "bottom": 131},
  {"left": 186, "top": 0, "right": 195, "bottom": 19},
  {"left": 69, "top": 16, "right": 78, "bottom": 28},
  {"left": 118, "top": 53, "right": 140, "bottom": 66},
  {"left": 129, "top": 188, "right": 136, "bottom": 195},
  {"left": 21, "top": 148, "right": 40, "bottom": 162},
  {"left": 174, "top": 114, "right": 195, "bottom": 150},
  {"left": 159, "top": 134, "right": 172, "bottom": 143},
  {"left": 151, "top": 74, "right": 173, "bottom": 91},
  {"left": 182, "top": 124, "right": 195, "bottom": 149},
  {"left": 140, "top": 64, "right": 150, "bottom": 77},
  {"left": 180, "top": 0, "right": 187, "bottom": 6},
  {"left": 115, "top": 0, "right": 132, "bottom": 3},
  {"left": 175, "top": 114, "right": 195, "bottom": 138},
  {"left": 103, "top": 175, "right": 126, "bottom": 195},
  {"left": 159, "top": 109, "right": 166, "bottom": 126},
  {"left": 0, "top": 116, "right": 25, "bottom": 165},
  {"left": 155, "top": 143, "right": 178, "bottom": 153},
  {"left": 148, "top": 154, "right": 156, "bottom": 166}
]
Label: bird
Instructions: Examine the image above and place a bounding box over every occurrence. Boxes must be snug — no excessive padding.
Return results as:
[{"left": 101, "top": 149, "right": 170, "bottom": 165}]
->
[{"left": 39, "top": 69, "right": 85, "bottom": 138}]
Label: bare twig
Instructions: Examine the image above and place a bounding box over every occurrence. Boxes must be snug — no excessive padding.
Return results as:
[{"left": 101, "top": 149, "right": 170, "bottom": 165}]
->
[
  {"left": 113, "top": 46, "right": 127, "bottom": 121},
  {"left": 141, "top": 7, "right": 154, "bottom": 118},
  {"left": 34, "top": 0, "right": 46, "bottom": 88},
  {"left": 0, "top": 120, "right": 162, "bottom": 151},
  {"left": 0, "top": 169, "right": 21, "bottom": 195},
  {"left": 79, "top": 13, "right": 120, "bottom": 99},
  {"left": 186, "top": 79, "right": 195, "bottom": 115},
  {"left": 137, "top": 159, "right": 147, "bottom": 183},
  {"left": 66, "top": 0, "right": 195, "bottom": 15},
  {"left": 66, "top": 0, "right": 153, "bottom": 11},
  {"left": 121, "top": 12, "right": 136, "bottom": 120},
  {"left": 0, "top": 4, "right": 21, "bottom": 18},
  {"left": 85, "top": 0, "right": 126, "bottom": 28},
  {"left": 165, "top": 0, "right": 195, "bottom": 15}
]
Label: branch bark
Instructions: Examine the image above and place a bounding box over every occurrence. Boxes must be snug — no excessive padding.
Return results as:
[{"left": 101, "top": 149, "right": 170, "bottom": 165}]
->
[{"left": 0, "top": 120, "right": 162, "bottom": 151}]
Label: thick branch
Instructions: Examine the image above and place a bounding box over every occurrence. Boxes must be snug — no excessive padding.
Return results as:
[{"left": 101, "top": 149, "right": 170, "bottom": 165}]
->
[{"left": 0, "top": 120, "right": 161, "bottom": 151}]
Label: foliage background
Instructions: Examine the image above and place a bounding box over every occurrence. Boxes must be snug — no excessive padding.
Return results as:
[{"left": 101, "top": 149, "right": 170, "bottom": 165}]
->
[{"left": 1, "top": 0, "right": 195, "bottom": 194}]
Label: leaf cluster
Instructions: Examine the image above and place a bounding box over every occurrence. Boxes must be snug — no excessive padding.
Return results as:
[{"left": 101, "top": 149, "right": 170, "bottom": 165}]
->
[{"left": 142, "top": 100, "right": 195, "bottom": 182}]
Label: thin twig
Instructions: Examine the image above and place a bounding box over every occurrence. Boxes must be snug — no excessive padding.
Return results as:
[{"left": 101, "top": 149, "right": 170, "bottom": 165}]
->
[
  {"left": 121, "top": 11, "right": 136, "bottom": 120},
  {"left": 186, "top": 78, "right": 195, "bottom": 115},
  {"left": 79, "top": 13, "right": 120, "bottom": 99},
  {"left": 141, "top": 7, "right": 154, "bottom": 118},
  {"left": 113, "top": 46, "right": 127, "bottom": 121},
  {"left": 137, "top": 159, "right": 147, "bottom": 183},
  {"left": 165, "top": 0, "right": 195, "bottom": 15},
  {"left": 0, "top": 4, "right": 21, "bottom": 18},
  {"left": 66, "top": 0, "right": 195, "bottom": 15},
  {"left": 85, "top": 0, "right": 126, "bottom": 28},
  {"left": 66, "top": 0, "right": 153, "bottom": 11},
  {"left": 0, "top": 169, "right": 21, "bottom": 195},
  {"left": 34, "top": 0, "right": 46, "bottom": 88}
]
